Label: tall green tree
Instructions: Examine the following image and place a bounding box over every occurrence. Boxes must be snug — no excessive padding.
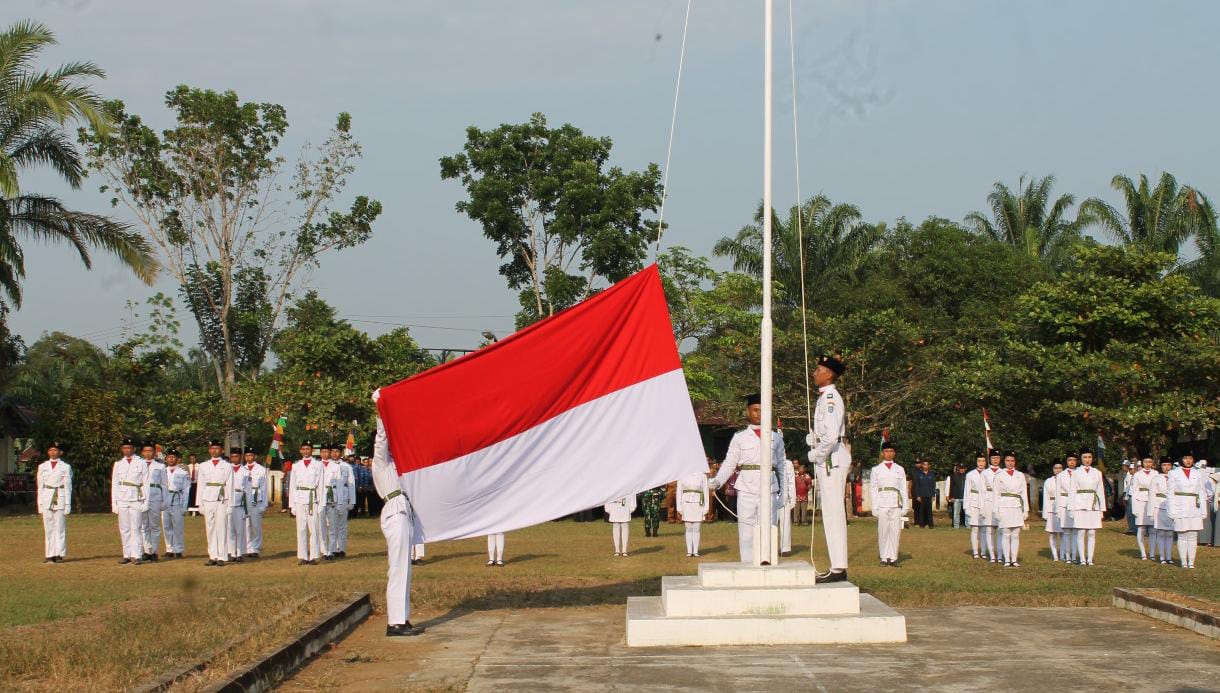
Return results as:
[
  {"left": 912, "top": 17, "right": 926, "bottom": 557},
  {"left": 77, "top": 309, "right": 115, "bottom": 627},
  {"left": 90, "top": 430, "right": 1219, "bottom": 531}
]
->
[
  {"left": 440, "top": 112, "right": 663, "bottom": 327},
  {"left": 1081, "top": 172, "right": 1217, "bottom": 258},
  {"left": 964, "top": 175, "right": 1089, "bottom": 272},
  {"left": 975, "top": 244, "right": 1220, "bottom": 463},
  {"left": 0, "top": 20, "right": 157, "bottom": 353},
  {"left": 80, "top": 88, "right": 382, "bottom": 395},
  {"left": 712, "top": 194, "right": 885, "bottom": 311}
]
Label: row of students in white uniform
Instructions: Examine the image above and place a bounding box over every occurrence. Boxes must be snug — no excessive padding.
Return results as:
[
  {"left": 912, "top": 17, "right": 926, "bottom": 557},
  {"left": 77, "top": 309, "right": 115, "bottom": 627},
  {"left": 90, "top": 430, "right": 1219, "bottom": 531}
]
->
[
  {"left": 1109, "top": 453, "right": 1214, "bottom": 568},
  {"left": 110, "top": 438, "right": 270, "bottom": 565}
]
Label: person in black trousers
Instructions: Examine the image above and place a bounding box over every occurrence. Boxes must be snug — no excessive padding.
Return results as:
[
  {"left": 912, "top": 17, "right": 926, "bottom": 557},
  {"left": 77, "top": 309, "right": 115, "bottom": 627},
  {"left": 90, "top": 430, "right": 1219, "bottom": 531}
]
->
[{"left": 912, "top": 459, "right": 937, "bottom": 528}]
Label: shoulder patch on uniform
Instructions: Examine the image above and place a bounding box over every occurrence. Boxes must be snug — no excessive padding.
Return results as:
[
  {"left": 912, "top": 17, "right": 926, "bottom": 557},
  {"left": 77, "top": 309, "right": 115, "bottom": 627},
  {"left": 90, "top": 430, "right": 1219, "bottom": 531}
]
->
[
  {"left": 825, "top": 393, "right": 835, "bottom": 400},
  {"left": 827, "top": 404, "right": 835, "bottom": 413}
]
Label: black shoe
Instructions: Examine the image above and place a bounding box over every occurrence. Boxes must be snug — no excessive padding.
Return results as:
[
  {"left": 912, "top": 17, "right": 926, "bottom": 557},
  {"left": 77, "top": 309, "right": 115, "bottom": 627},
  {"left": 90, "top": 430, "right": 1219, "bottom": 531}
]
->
[
  {"left": 251, "top": 553, "right": 260, "bottom": 559},
  {"left": 815, "top": 570, "right": 848, "bottom": 584},
  {"left": 411, "top": 559, "right": 422, "bottom": 566},
  {"left": 781, "top": 551, "right": 792, "bottom": 557},
  {"left": 215, "top": 560, "right": 226, "bottom": 567},
  {"left": 44, "top": 557, "right": 54, "bottom": 564},
  {"left": 890, "top": 560, "right": 899, "bottom": 568},
  {"left": 149, "top": 553, "right": 159, "bottom": 561},
  {"left": 323, "top": 555, "right": 334, "bottom": 562},
  {"left": 118, "top": 558, "right": 131, "bottom": 565},
  {"left": 232, "top": 556, "right": 244, "bottom": 563},
  {"left": 386, "top": 622, "right": 425, "bottom": 637},
  {"left": 308, "top": 559, "right": 318, "bottom": 565},
  {"left": 338, "top": 551, "right": 346, "bottom": 558},
  {"left": 880, "top": 560, "right": 888, "bottom": 567},
  {"left": 205, "top": 559, "right": 217, "bottom": 566},
  {"left": 298, "top": 559, "right": 308, "bottom": 566},
  {"left": 132, "top": 559, "right": 144, "bottom": 565}
]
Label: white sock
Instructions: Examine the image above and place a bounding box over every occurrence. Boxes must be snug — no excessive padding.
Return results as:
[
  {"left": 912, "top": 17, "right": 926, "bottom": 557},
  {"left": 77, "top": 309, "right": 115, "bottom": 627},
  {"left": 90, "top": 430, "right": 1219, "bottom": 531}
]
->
[
  {"left": 1011, "top": 529, "right": 1020, "bottom": 562},
  {"left": 1086, "top": 530, "right": 1096, "bottom": 563},
  {"left": 1136, "top": 526, "right": 1147, "bottom": 558},
  {"left": 971, "top": 526, "right": 980, "bottom": 554},
  {"left": 1048, "top": 533, "right": 1058, "bottom": 561}
]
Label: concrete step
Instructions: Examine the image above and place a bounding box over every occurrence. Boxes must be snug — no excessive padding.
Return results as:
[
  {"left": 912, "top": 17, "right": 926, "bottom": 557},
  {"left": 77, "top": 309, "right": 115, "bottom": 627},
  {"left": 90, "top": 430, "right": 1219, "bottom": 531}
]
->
[
  {"left": 660, "top": 576, "right": 860, "bottom": 617},
  {"left": 697, "top": 561, "right": 817, "bottom": 588},
  {"left": 625, "top": 593, "right": 907, "bottom": 647}
]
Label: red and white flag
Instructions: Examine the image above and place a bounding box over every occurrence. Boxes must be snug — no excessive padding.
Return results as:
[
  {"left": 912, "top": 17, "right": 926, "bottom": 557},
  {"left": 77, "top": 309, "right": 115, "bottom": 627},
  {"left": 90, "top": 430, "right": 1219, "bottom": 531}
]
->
[
  {"left": 375, "top": 265, "right": 707, "bottom": 542},
  {"left": 982, "top": 408, "right": 994, "bottom": 452}
]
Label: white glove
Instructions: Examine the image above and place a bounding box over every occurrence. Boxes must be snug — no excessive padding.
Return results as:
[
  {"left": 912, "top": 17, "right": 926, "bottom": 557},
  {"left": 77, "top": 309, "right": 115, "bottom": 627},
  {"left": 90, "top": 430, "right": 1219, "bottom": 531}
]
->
[
  {"left": 805, "top": 432, "right": 814, "bottom": 446},
  {"left": 807, "top": 450, "right": 817, "bottom": 463}
]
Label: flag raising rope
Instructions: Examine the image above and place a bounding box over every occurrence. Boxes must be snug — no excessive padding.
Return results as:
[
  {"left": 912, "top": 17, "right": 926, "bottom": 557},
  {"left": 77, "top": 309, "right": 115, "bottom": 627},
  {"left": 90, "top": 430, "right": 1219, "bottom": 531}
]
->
[{"left": 982, "top": 408, "right": 994, "bottom": 452}]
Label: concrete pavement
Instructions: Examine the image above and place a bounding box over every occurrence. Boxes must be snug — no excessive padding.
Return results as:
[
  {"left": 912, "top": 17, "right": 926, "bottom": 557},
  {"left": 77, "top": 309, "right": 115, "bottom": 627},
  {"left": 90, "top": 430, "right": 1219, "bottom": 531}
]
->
[{"left": 281, "top": 604, "right": 1220, "bottom": 692}]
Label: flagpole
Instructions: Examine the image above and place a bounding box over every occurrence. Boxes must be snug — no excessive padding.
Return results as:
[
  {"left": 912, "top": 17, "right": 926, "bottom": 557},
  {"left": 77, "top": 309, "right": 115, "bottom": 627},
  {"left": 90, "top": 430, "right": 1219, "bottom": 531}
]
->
[{"left": 758, "top": 0, "right": 775, "bottom": 566}]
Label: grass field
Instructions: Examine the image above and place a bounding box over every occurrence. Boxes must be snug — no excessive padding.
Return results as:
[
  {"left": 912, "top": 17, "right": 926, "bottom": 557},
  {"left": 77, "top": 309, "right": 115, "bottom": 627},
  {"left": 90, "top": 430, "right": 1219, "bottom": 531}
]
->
[{"left": 2, "top": 511, "right": 1217, "bottom": 690}]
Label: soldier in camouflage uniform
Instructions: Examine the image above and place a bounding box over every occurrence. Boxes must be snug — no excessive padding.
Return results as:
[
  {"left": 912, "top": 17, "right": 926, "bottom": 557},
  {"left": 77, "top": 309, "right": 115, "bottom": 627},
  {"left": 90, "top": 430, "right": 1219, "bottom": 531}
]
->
[{"left": 642, "top": 486, "right": 666, "bottom": 537}]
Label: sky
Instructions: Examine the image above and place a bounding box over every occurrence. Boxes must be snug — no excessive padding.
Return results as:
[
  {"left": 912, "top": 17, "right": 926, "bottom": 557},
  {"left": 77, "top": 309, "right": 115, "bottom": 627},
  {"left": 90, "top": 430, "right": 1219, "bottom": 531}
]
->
[{"left": 8, "top": 0, "right": 1220, "bottom": 353}]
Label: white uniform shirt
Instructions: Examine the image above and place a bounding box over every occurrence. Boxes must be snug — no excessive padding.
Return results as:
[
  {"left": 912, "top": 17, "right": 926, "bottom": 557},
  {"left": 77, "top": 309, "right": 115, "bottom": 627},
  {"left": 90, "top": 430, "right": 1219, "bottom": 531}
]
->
[
  {"left": 291, "top": 459, "right": 325, "bottom": 509},
  {"left": 1130, "top": 469, "right": 1158, "bottom": 504},
  {"left": 810, "top": 384, "right": 847, "bottom": 470},
  {"left": 1070, "top": 466, "right": 1106, "bottom": 512},
  {"left": 339, "top": 460, "right": 356, "bottom": 509},
  {"left": 246, "top": 463, "right": 269, "bottom": 511},
  {"left": 144, "top": 459, "right": 167, "bottom": 511},
  {"left": 991, "top": 469, "right": 1030, "bottom": 516},
  {"left": 321, "top": 460, "right": 344, "bottom": 507},
  {"left": 111, "top": 456, "right": 150, "bottom": 510},
  {"left": 676, "top": 472, "right": 710, "bottom": 522},
  {"left": 1167, "top": 468, "right": 1212, "bottom": 519},
  {"left": 964, "top": 468, "right": 986, "bottom": 513},
  {"left": 1055, "top": 468, "right": 1077, "bottom": 517},
  {"left": 980, "top": 467, "right": 1001, "bottom": 515},
  {"left": 164, "top": 466, "right": 191, "bottom": 508},
  {"left": 869, "top": 462, "right": 910, "bottom": 512},
  {"left": 371, "top": 414, "right": 409, "bottom": 516},
  {"left": 230, "top": 464, "right": 252, "bottom": 508},
  {"left": 714, "top": 426, "right": 785, "bottom": 496},
  {"left": 197, "top": 458, "right": 235, "bottom": 503},
  {"left": 604, "top": 495, "right": 636, "bottom": 523},
  {"left": 37, "top": 459, "right": 72, "bottom": 513},
  {"left": 1041, "top": 475, "right": 1058, "bottom": 519}
]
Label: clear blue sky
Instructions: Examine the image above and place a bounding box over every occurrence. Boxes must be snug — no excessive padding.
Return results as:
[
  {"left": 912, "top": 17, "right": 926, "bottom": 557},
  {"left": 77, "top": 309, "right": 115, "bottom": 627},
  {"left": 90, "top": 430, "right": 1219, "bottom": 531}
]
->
[{"left": 8, "top": 0, "right": 1220, "bottom": 351}]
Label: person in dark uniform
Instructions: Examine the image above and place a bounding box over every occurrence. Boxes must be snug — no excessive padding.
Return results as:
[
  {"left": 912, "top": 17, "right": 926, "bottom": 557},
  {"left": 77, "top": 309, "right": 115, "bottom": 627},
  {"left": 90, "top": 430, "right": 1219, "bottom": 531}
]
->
[
  {"left": 641, "top": 485, "right": 666, "bottom": 536},
  {"left": 912, "top": 459, "right": 937, "bottom": 528}
]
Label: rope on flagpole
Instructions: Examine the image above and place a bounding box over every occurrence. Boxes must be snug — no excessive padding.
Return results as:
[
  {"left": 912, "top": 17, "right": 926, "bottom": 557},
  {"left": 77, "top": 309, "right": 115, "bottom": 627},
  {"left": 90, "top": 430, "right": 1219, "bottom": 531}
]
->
[
  {"left": 788, "top": 0, "right": 818, "bottom": 573},
  {"left": 653, "top": 0, "right": 693, "bottom": 259}
]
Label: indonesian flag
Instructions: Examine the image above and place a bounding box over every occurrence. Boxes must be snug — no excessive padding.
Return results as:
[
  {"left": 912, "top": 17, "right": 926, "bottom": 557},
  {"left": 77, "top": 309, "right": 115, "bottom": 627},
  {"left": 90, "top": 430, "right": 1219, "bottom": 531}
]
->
[
  {"left": 982, "top": 408, "right": 994, "bottom": 452},
  {"left": 375, "top": 265, "right": 706, "bottom": 542}
]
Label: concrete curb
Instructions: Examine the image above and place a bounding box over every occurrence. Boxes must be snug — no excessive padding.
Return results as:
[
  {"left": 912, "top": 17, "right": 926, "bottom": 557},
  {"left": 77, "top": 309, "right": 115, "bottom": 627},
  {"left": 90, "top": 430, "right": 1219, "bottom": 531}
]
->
[
  {"left": 201, "top": 592, "right": 372, "bottom": 692},
  {"left": 1113, "top": 588, "right": 1220, "bottom": 640}
]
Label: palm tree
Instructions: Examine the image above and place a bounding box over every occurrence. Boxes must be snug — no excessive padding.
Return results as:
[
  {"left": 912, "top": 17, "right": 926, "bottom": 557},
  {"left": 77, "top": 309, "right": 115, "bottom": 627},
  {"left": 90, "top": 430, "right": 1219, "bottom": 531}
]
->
[
  {"left": 964, "top": 175, "right": 1089, "bottom": 271},
  {"left": 1181, "top": 224, "right": 1220, "bottom": 298},
  {"left": 713, "top": 194, "right": 885, "bottom": 309},
  {"left": 1080, "top": 172, "right": 1217, "bottom": 259},
  {"left": 0, "top": 20, "right": 156, "bottom": 307}
]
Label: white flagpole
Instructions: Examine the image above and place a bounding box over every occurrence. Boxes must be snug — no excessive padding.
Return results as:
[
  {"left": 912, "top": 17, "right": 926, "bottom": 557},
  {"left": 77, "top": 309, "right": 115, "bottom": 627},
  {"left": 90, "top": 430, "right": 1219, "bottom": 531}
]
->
[{"left": 757, "top": 0, "right": 775, "bottom": 566}]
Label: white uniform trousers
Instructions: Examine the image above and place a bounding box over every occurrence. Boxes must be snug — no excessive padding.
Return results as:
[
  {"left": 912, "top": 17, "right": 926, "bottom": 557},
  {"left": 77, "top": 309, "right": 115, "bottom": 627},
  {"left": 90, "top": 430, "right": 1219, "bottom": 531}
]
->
[
  {"left": 295, "top": 504, "right": 322, "bottom": 560},
  {"left": 876, "top": 507, "right": 902, "bottom": 561},
  {"left": 161, "top": 507, "right": 186, "bottom": 554},
  {"left": 245, "top": 510, "right": 263, "bottom": 553},
  {"left": 336, "top": 507, "right": 350, "bottom": 552},
  {"left": 320, "top": 506, "right": 337, "bottom": 556},
  {"left": 42, "top": 510, "right": 67, "bottom": 558},
  {"left": 228, "top": 505, "right": 248, "bottom": 558},
  {"left": 487, "top": 533, "right": 505, "bottom": 561},
  {"left": 780, "top": 505, "right": 793, "bottom": 553},
  {"left": 611, "top": 522, "right": 630, "bottom": 554},
  {"left": 733, "top": 492, "right": 782, "bottom": 563},
  {"left": 116, "top": 502, "right": 143, "bottom": 559},
  {"left": 381, "top": 500, "right": 414, "bottom": 625},
  {"left": 140, "top": 507, "right": 162, "bottom": 555},
  {"left": 202, "top": 501, "right": 228, "bottom": 560},
  {"left": 816, "top": 462, "right": 850, "bottom": 571}
]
